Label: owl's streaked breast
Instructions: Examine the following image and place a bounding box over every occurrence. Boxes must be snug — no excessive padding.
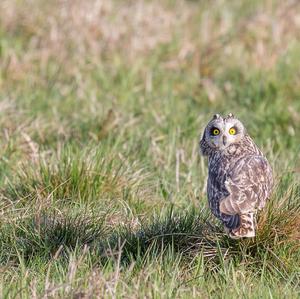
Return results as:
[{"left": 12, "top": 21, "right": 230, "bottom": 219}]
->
[{"left": 207, "top": 153, "right": 230, "bottom": 218}]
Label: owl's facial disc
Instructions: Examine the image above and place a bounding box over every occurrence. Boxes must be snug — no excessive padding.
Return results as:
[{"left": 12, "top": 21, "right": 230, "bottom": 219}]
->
[{"left": 205, "top": 115, "right": 245, "bottom": 151}]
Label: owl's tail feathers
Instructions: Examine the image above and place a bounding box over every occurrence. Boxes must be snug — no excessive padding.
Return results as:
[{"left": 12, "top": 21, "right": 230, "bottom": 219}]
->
[{"left": 227, "top": 212, "right": 256, "bottom": 239}]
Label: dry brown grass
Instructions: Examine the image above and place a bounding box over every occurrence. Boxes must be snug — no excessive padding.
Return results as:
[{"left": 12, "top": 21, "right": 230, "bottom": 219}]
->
[{"left": 1, "top": 0, "right": 300, "bottom": 86}]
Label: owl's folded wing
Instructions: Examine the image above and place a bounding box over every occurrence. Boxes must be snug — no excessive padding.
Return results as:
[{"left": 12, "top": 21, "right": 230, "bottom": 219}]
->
[{"left": 219, "top": 155, "right": 273, "bottom": 215}]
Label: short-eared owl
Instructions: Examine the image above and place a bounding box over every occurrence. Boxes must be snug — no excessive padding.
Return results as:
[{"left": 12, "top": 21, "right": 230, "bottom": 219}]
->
[{"left": 200, "top": 113, "right": 273, "bottom": 239}]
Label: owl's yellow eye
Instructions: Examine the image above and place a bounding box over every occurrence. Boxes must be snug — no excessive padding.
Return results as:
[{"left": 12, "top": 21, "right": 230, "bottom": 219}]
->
[
  {"left": 229, "top": 127, "right": 236, "bottom": 135},
  {"left": 212, "top": 128, "right": 220, "bottom": 136}
]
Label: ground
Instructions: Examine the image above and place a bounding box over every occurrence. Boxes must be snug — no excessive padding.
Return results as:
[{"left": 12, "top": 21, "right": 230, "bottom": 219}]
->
[{"left": 0, "top": 0, "right": 299, "bottom": 298}]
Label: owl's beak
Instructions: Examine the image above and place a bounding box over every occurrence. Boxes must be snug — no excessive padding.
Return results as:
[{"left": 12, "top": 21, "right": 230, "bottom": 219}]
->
[{"left": 222, "top": 135, "right": 227, "bottom": 146}]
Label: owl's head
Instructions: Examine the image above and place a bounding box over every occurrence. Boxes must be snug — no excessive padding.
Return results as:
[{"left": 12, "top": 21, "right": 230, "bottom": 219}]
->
[{"left": 200, "top": 113, "right": 246, "bottom": 155}]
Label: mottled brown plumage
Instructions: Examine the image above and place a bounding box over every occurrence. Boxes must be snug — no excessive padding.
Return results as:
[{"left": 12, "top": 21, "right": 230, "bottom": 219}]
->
[{"left": 200, "top": 113, "right": 273, "bottom": 238}]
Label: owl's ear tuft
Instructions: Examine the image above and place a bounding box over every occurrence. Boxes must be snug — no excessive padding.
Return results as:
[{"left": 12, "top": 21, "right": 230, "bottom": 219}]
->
[{"left": 213, "top": 114, "right": 221, "bottom": 119}]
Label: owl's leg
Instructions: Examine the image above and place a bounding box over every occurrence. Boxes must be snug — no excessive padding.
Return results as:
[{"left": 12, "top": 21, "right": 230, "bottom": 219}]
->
[{"left": 228, "top": 212, "right": 256, "bottom": 239}]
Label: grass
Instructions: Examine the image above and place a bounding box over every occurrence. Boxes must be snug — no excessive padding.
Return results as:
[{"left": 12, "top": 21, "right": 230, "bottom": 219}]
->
[{"left": 0, "top": 0, "right": 300, "bottom": 297}]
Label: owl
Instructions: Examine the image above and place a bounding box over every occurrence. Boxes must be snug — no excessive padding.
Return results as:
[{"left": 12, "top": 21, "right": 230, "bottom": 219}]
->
[{"left": 199, "top": 113, "right": 273, "bottom": 239}]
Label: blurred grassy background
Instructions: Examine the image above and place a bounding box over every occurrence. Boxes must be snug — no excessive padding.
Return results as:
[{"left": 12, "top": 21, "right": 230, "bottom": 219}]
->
[{"left": 0, "top": 0, "right": 299, "bottom": 298}]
